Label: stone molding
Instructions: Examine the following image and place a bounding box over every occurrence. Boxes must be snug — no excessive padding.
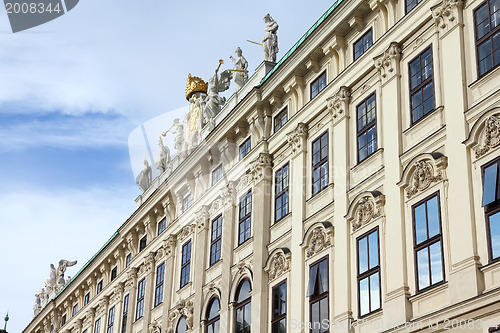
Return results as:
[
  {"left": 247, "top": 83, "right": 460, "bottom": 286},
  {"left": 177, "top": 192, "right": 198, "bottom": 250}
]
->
[
  {"left": 195, "top": 205, "right": 209, "bottom": 231},
  {"left": 250, "top": 153, "right": 273, "bottom": 184},
  {"left": 164, "top": 235, "right": 177, "bottom": 258},
  {"left": 346, "top": 191, "right": 386, "bottom": 231},
  {"left": 327, "top": 86, "right": 351, "bottom": 122},
  {"left": 177, "top": 224, "right": 195, "bottom": 243},
  {"left": 431, "top": 0, "right": 463, "bottom": 31},
  {"left": 374, "top": 42, "right": 402, "bottom": 84},
  {"left": 302, "top": 222, "right": 334, "bottom": 258},
  {"left": 464, "top": 110, "right": 500, "bottom": 159},
  {"left": 264, "top": 248, "right": 291, "bottom": 282},
  {"left": 149, "top": 317, "right": 162, "bottom": 333},
  {"left": 287, "top": 122, "right": 309, "bottom": 155},
  {"left": 124, "top": 267, "right": 138, "bottom": 292},
  {"left": 167, "top": 298, "right": 194, "bottom": 333},
  {"left": 138, "top": 252, "right": 156, "bottom": 277},
  {"left": 398, "top": 153, "right": 448, "bottom": 199},
  {"left": 110, "top": 283, "right": 124, "bottom": 305},
  {"left": 221, "top": 181, "right": 237, "bottom": 210}
]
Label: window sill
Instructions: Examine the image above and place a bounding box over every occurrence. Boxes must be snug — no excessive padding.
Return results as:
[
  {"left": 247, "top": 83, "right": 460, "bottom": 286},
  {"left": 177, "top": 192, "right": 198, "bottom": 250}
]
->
[
  {"left": 207, "top": 258, "right": 222, "bottom": 272},
  {"left": 235, "top": 237, "right": 254, "bottom": 253},
  {"left": 351, "top": 148, "right": 384, "bottom": 172},
  {"left": 273, "top": 212, "right": 291, "bottom": 227},
  {"left": 307, "top": 183, "right": 334, "bottom": 203},
  {"left": 468, "top": 64, "right": 500, "bottom": 89},
  {"left": 356, "top": 308, "right": 383, "bottom": 322},
  {"left": 480, "top": 258, "right": 500, "bottom": 273},
  {"left": 176, "top": 281, "right": 192, "bottom": 295},
  {"left": 404, "top": 106, "right": 444, "bottom": 132},
  {"left": 408, "top": 281, "right": 448, "bottom": 302}
]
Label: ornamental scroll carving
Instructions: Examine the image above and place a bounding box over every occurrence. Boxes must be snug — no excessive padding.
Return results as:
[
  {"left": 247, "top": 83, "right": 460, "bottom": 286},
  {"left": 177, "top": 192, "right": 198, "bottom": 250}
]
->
[
  {"left": 326, "top": 86, "right": 351, "bottom": 120},
  {"left": 110, "top": 283, "right": 124, "bottom": 304},
  {"left": 138, "top": 252, "right": 156, "bottom": 277},
  {"left": 177, "top": 224, "right": 195, "bottom": 243},
  {"left": 195, "top": 205, "right": 209, "bottom": 230},
  {"left": 236, "top": 174, "right": 253, "bottom": 193},
  {"left": 124, "top": 267, "right": 138, "bottom": 292},
  {"left": 399, "top": 153, "right": 448, "bottom": 199},
  {"left": 475, "top": 115, "right": 500, "bottom": 158},
  {"left": 149, "top": 318, "right": 162, "bottom": 333},
  {"left": 374, "top": 42, "right": 402, "bottom": 82},
  {"left": 431, "top": 0, "right": 462, "bottom": 30},
  {"left": 164, "top": 235, "right": 177, "bottom": 257},
  {"left": 346, "top": 191, "right": 385, "bottom": 232},
  {"left": 287, "top": 123, "right": 308, "bottom": 155},
  {"left": 220, "top": 181, "right": 236, "bottom": 209},
  {"left": 303, "top": 223, "right": 334, "bottom": 258},
  {"left": 167, "top": 299, "right": 194, "bottom": 333},
  {"left": 264, "top": 248, "right": 291, "bottom": 281},
  {"left": 250, "top": 153, "right": 273, "bottom": 183}
]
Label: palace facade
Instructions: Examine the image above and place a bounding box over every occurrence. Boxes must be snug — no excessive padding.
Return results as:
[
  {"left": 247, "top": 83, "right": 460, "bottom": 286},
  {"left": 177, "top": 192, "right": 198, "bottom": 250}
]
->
[{"left": 24, "top": 0, "right": 500, "bottom": 332}]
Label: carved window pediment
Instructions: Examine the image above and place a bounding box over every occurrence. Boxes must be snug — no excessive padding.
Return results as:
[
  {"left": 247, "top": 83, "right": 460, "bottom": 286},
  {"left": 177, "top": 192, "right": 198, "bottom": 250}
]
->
[
  {"left": 398, "top": 153, "right": 447, "bottom": 199},
  {"left": 302, "top": 222, "right": 334, "bottom": 258},
  {"left": 264, "top": 248, "right": 291, "bottom": 281},
  {"left": 346, "top": 191, "right": 385, "bottom": 232},
  {"left": 465, "top": 110, "right": 500, "bottom": 160}
]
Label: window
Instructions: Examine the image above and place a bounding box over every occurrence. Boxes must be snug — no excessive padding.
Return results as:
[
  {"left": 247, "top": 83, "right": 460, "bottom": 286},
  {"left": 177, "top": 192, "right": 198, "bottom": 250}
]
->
[
  {"left": 409, "top": 47, "right": 435, "bottom": 124},
  {"left": 357, "top": 228, "right": 381, "bottom": 317},
  {"left": 107, "top": 306, "right": 115, "bottom": 333},
  {"left": 154, "top": 262, "right": 165, "bottom": 307},
  {"left": 311, "top": 71, "right": 327, "bottom": 99},
  {"left": 94, "top": 318, "right": 101, "bottom": 333},
  {"left": 126, "top": 254, "right": 132, "bottom": 267},
  {"left": 50, "top": 325, "right": 54, "bottom": 333},
  {"left": 72, "top": 304, "right": 78, "bottom": 317},
  {"left": 83, "top": 330, "right": 88, "bottom": 333},
  {"left": 272, "top": 280, "right": 287, "bottom": 333},
  {"left": 122, "top": 294, "right": 129, "bottom": 333},
  {"left": 182, "top": 194, "right": 192, "bottom": 212},
  {"left": 206, "top": 298, "right": 220, "bottom": 333},
  {"left": 158, "top": 218, "right": 166, "bottom": 235},
  {"left": 212, "top": 164, "right": 223, "bottom": 185},
  {"left": 354, "top": 29, "right": 373, "bottom": 60},
  {"left": 406, "top": 0, "right": 423, "bottom": 13},
  {"left": 308, "top": 257, "right": 329, "bottom": 333},
  {"left": 180, "top": 241, "right": 191, "bottom": 288},
  {"left": 312, "top": 132, "right": 329, "bottom": 196},
  {"left": 240, "top": 137, "right": 251, "bottom": 160},
  {"left": 413, "top": 193, "right": 444, "bottom": 291},
  {"left": 111, "top": 267, "right": 117, "bottom": 281},
  {"left": 235, "top": 279, "right": 252, "bottom": 333},
  {"left": 61, "top": 314, "right": 66, "bottom": 326},
  {"left": 274, "top": 107, "right": 288, "bottom": 132},
  {"left": 135, "top": 278, "right": 146, "bottom": 320},
  {"left": 239, "top": 191, "right": 252, "bottom": 245},
  {"left": 357, "top": 93, "right": 377, "bottom": 162},
  {"left": 474, "top": 0, "right": 500, "bottom": 77},
  {"left": 139, "top": 235, "right": 147, "bottom": 252},
  {"left": 97, "top": 280, "right": 103, "bottom": 294},
  {"left": 275, "top": 164, "right": 289, "bottom": 222},
  {"left": 176, "top": 316, "right": 188, "bottom": 333},
  {"left": 210, "top": 215, "right": 223, "bottom": 266},
  {"left": 84, "top": 292, "right": 90, "bottom": 306},
  {"left": 482, "top": 158, "right": 500, "bottom": 261}
]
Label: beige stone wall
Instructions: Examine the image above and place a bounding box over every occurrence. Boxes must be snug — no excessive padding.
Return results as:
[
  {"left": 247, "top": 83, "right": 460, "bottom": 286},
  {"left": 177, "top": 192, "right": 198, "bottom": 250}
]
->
[{"left": 24, "top": 0, "right": 500, "bottom": 332}]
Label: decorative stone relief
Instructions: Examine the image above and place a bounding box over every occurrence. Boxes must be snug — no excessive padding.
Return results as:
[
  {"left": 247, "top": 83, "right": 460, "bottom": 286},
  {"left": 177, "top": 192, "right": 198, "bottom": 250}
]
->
[
  {"left": 177, "top": 224, "right": 195, "bottom": 243},
  {"left": 110, "top": 283, "right": 124, "bottom": 305},
  {"left": 236, "top": 174, "right": 253, "bottom": 193},
  {"left": 167, "top": 299, "right": 195, "bottom": 333},
  {"left": 95, "top": 296, "right": 109, "bottom": 317},
  {"left": 221, "top": 181, "right": 236, "bottom": 209},
  {"left": 138, "top": 252, "right": 156, "bottom": 277},
  {"left": 250, "top": 153, "right": 273, "bottom": 183},
  {"left": 431, "top": 0, "right": 462, "bottom": 30},
  {"left": 326, "top": 86, "right": 351, "bottom": 121},
  {"left": 164, "top": 235, "right": 177, "bottom": 257},
  {"left": 155, "top": 247, "right": 166, "bottom": 262},
  {"left": 195, "top": 205, "right": 209, "bottom": 230},
  {"left": 374, "top": 42, "right": 402, "bottom": 83},
  {"left": 209, "top": 197, "right": 223, "bottom": 216},
  {"left": 303, "top": 223, "right": 334, "bottom": 258},
  {"left": 149, "top": 318, "right": 162, "bottom": 333},
  {"left": 399, "top": 153, "right": 448, "bottom": 199},
  {"left": 264, "top": 249, "right": 291, "bottom": 281},
  {"left": 287, "top": 123, "right": 308, "bottom": 155},
  {"left": 346, "top": 191, "right": 386, "bottom": 232},
  {"left": 475, "top": 115, "right": 500, "bottom": 158},
  {"left": 124, "top": 268, "right": 138, "bottom": 292}
]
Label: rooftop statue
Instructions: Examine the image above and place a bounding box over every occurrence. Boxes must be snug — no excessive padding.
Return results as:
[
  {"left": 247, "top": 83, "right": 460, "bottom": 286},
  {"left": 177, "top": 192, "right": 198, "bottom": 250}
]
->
[
  {"left": 155, "top": 135, "right": 171, "bottom": 173},
  {"left": 172, "top": 118, "right": 187, "bottom": 158},
  {"left": 56, "top": 259, "right": 77, "bottom": 286},
  {"left": 263, "top": 14, "right": 279, "bottom": 62},
  {"left": 230, "top": 47, "right": 249, "bottom": 90},
  {"left": 136, "top": 157, "right": 152, "bottom": 192}
]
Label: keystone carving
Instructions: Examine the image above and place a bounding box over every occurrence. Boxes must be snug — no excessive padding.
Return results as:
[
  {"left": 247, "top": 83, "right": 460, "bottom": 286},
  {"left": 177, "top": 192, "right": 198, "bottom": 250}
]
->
[
  {"left": 346, "top": 192, "right": 386, "bottom": 232},
  {"left": 303, "top": 223, "right": 334, "bottom": 258},
  {"left": 265, "top": 249, "right": 291, "bottom": 281}
]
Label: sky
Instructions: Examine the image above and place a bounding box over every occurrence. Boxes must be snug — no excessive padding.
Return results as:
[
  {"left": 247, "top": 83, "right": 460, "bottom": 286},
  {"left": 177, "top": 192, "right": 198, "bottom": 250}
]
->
[{"left": 0, "top": 1, "right": 334, "bottom": 332}]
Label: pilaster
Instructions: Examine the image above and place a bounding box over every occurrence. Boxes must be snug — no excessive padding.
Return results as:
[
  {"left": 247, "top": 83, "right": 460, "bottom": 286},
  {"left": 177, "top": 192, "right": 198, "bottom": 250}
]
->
[
  {"left": 124, "top": 267, "right": 138, "bottom": 332},
  {"left": 161, "top": 235, "right": 177, "bottom": 332},
  {"left": 140, "top": 252, "right": 156, "bottom": 332},
  {"left": 193, "top": 206, "right": 210, "bottom": 329}
]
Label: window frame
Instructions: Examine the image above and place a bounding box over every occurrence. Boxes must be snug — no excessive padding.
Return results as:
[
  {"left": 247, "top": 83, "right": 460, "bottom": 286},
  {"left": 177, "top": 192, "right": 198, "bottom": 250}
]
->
[
  {"left": 126, "top": 253, "right": 132, "bottom": 267},
  {"left": 210, "top": 215, "right": 223, "bottom": 266},
  {"left": 135, "top": 278, "right": 146, "bottom": 320},
  {"left": 356, "top": 93, "right": 377, "bottom": 163},
  {"left": 310, "top": 71, "right": 327, "bottom": 100},
  {"left": 412, "top": 192, "right": 446, "bottom": 293},
  {"left": 94, "top": 318, "right": 101, "bottom": 333},
  {"left": 405, "top": 0, "right": 423, "bottom": 14},
  {"left": 240, "top": 137, "right": 252, "bottom": 160},
  {"left": 154, "top": 262, "right": 165, "bottom": 307},
  {"left": 97, "top": 280, "right": 103, "bottom": 294},
  {"left": 482, "top": 157, "right": 500, "bottom": 263},
  {"left": 238, "top": 190, "right": 252, "bottom": 245},
  {"left": 473, "top": 0, "right": 500, "bottom": 77},
  {"left": 61, "top": 314, "right": 66, "bottom": 327},
  {"left": 212, "top": 164, "right": 223, "bottom": 186},
  {"left": 84, "top": 292, "right": 90, "bottom": 306},
  {"left": 180, "top": 240, "right": 192, "bottom": 288},
  {"left": 106, "top": 306, "right": 115, "bottom": 333},
  {"left": 158, "top": 218, "right": 166, "bottom": 235},
  {"left": 205, "top": 297, "right": 221, "bottom": 333},
  {"left": 274, "top": 107, "right": 288, "bottom": 133},
  {"left": 408, "top": 46, "right": 436, "bottom": 126},
  {"left": 271, "top": 280, "right": 287, "bottom": 333},
  {"left": 110, "top": 266, "right": 117, "bottom": 281},
  {"left": 353, "top": 29, "right": 373, "bottom": 61},
  {"left": 72, "top": 303, "right": 78, "bottom": 317},
  {"left": 122, "top": 294, "right": 129, "bottom": 333},
  {"left": 139, "top": 235, "right": 147, "bottom": 252},
  {"left": 312, "top": 131, "right": 329, "bottom": 196},
  {"left": 275, "top": 163, "right": 290, "bottom": 222},
  {"left": 182, "top": 194, "right": 192, "bottom": 213},
  {"left": 308, "top": 256, "right": 329, "bottom": 333},
  {"left": 356, "top": 227, "right": 382, "bottom": 318},
  {"left": 234, "top": 279, "right": 252, "bottom": 333}
]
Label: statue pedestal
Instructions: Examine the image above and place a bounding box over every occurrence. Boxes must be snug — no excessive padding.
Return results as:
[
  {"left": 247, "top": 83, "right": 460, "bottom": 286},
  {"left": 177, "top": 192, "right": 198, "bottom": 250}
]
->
[{"left": 262, "top": 60, "right": 277, "bottom": 75}]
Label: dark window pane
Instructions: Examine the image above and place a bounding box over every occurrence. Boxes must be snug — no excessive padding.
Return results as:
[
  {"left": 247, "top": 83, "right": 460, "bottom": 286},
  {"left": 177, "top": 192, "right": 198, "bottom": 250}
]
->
[
  {"left": 308, "top": 263, "right": 319, "bottom": 296},
  {"left": 237, "top": 280, "right": 251, "bottom": 302},
  {"left": 476, "top": 4, "right": 490, "bottom": 39},
  {"left": 483, "top": 164, "right": 498, "bottom": 206},
  {"left": 370, "top": 274, "right": 380, "bottom": 310},
  {"left": 320, "top": 297, "right": 329, "bottom": 331},
  {"left": 479, "top": 40, "right": 493, "bottom": 75}
]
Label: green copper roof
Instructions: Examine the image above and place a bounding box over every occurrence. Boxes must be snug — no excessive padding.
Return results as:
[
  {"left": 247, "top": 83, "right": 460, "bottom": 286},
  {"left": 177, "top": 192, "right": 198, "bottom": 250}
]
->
[
  {"left": 260, "top": 0, "right": 344, "bottom": 85},
  {"left": 55, "top": 231, "right": 119, "bottom": 298}
]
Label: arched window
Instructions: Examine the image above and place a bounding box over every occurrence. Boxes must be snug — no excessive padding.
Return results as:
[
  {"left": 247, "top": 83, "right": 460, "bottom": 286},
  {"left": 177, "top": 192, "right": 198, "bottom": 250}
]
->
[
  {"left": 235, "top": 279, "right": 251, "bottom": 333},
  {"left": 176, "top": 316, "right": 187, "bottom": 333},
  {"left": 206, "top": 297, "right": 220, "bottom": 333}
]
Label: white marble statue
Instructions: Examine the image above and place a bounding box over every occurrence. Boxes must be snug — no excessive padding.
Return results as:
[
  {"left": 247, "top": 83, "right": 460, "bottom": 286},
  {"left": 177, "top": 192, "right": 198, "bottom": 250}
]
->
[
  {"left": 172, "top": 118, "right": 186, "bottom": 158},
  {"left": 200, "top": 66, "right": 232, "bottom": 129},
  {"left": 56, "top": 259, "right": 77, "bottom": 286},
  {"left": 48, "top": 264, "right": 57, "bottom": 287},
  {"left": 263, "top": 14, "right": 279, "bottom": 62},
  {"left": 136, "top": 157, "right": 152, "bottom": 192},
  {"left": 230, "top": 47, "right": 249, "bottom": 90},
  {"left": 33, "top": 294, "right": 42, "bottom": 317},
  {"left": 155, "top": 136, "right": 171, "bottom": 173}
]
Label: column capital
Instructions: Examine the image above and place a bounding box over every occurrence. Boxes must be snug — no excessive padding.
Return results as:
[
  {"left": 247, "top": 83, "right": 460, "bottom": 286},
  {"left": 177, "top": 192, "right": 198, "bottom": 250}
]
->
[
  {"left": 431, "top": 0, "right": 463, "bottom": 32},
  {"left": 195, "top": 205, "right": 210, "bottom": 231},
  {"left": 374, "top": 41, "right": 402, "bottom": 85},
  {"left": 250, "top": 153, "right": 273, "bottom": 184},
  {"left": 327, "top": 86, "right": 351, "bottom": 123},
  {"left": 221, "top": 181, "right": 237, "bottom": 211},
  {"left": 287, "top": 122, "right": 309, "bottom": 156}
]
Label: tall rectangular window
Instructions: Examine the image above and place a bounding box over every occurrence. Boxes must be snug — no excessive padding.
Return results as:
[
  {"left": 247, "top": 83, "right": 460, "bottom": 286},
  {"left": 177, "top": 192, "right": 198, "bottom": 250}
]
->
[
  {"left": 72, "top": 304, "right": 78, "bottom": 317},
  {"left": 182, "top": 194, "right": 192, "bottom": 212},
  {"left": 275, "top": 164, "right": 289, "bottom": 222},
  {"left": 210, "top": 215, "right": 223, "bottom": 266},
  {"left": 122, "top": 294, "right": 129, "bottom": 333},
  {"left": 212, "top": 164, "right": 223, "bottom": 185},
  {"left": 126, "top": 254, "right": 132, "bottom": 267},
  {"left": 154, "top": 262, "right": 165, "bottom": 307},
  {"left": 84, "top": 292, "right": 90, "bottom": 306},
  {"left": 482, "top": 158, "right": 500, "bottom": 262},
  {"left": 139, "top": 235, "right": 147, "bottom": 252},
  {"left": 239, "top": 191, "right": 252, "bottom": 245},
  {"left": 357, "top": 228, "right": 381, "bottom": 317},
  {"left": 110, "top": 267, "right": 117, "bottom": 281},
  {"left": 413, "top": 193, "right": 445, "bottom": 291},
  {"left": 272, "top": 280, "right": 287, "bottom": 333},
  {"left": 158, "top": 218, "right": 166, "bottom": 235},
  {"left": 274, "top": 107, "right": 288, "bottom": 132},
  {"left": 474, "top": 0, "right": 500, "bottom": 77},
  {"left": 308, "top": 257, "right": 329, "bottom": 333},
  {"left": 135, "top": 278, "right": 145, "bottom": 320},
  {"left": 61, "top": 314, "right": 66, "bottom": 326},
  {"left": 240, "top": 137, "right": 251, "bottom": 160},
  {"left": 312, "top": 132, "right": 329, "bottom": 196},
  {"left": 180, "top": 241, "right": 192, "bottom": 288},
  {"left": 354, "top": 29, "right": 373, "bottom": 60},
  {"left": 97, "top": 280, "right": 103, "bottom": 294},
  {"left": 409, "top": 47, "right": 435, "bottom": 124},
  {"left": 311, "top": 71, "right": 327, "bottom": 99},
  {"left": 357, "top": 93, "right": 377, "bottom": 162},
  {"left": 94, "top": 318, "right": 101, "bottom": 333},
  {"left": 106, "top": 306, "right": 115, "bottom": 333}
]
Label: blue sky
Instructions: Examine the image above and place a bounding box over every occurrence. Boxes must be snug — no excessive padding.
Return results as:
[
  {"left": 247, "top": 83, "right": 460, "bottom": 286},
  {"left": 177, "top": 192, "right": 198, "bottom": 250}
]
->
[{"left": 0, "top": 1, "right": 334, "bottom": 331}]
